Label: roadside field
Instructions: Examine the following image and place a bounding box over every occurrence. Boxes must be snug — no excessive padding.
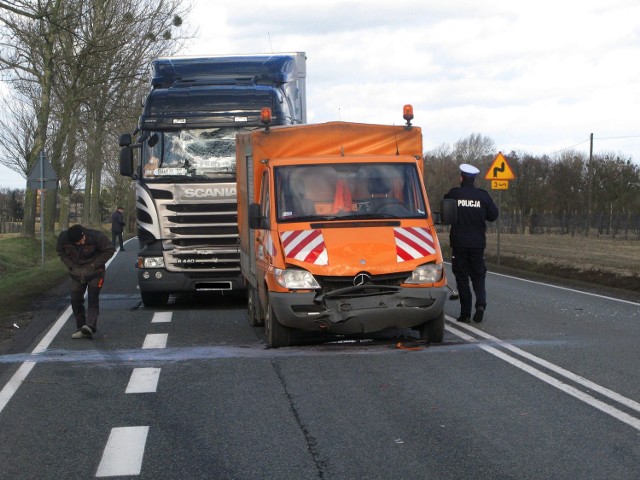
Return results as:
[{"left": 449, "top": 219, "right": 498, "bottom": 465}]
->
[
  {"left": 440, "top": 232, "right": 640, "bottom": 295},
  {"left": 487, "top": 233, "right": 640, "bottom": 277}
]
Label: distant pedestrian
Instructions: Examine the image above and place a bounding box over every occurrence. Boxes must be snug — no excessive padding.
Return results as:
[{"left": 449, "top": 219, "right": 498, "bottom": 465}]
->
[
  {"left": 111, "top": 206, "right": 126, "bottom": 251},
  {"left": 444, "top": 164, "right": 499, "bottom": 323},
  {"left": 56, "top": 225, "right": 115, "bottom": 339}
]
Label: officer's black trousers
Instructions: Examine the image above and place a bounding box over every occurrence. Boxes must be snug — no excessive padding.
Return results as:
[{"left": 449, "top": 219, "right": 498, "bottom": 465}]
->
[{"left": 451, "top": 247, "right": 487, "bottom": 316}]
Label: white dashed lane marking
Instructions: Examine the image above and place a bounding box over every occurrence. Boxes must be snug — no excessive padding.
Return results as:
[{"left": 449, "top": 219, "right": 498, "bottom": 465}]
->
[
  {"left": 142, "top": 333, "right": 168, "bottom": 349},
  {"left": 151, "top": 312, "right": 173, "bottom": 323},
  {"left": 125, "top": 368, "right": 161, "bottom": 394},
  {"left": 96, "top": 426, "right": 149, "bottom": 477}
]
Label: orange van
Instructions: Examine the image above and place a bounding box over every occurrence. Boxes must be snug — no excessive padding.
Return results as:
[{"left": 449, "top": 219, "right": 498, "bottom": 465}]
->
[{"left": 237, "top": 110, "right": 450, "bottom": 347}]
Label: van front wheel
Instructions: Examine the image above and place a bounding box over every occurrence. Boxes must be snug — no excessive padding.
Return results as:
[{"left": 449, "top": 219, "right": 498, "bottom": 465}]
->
[
  {"left": 247, "top": 286, "right": 263, "bottom": 327},
  {"left": 265, "top": 303, "right": 291, "bottom": 348},
  {"left": 419, "top": 311, "right": 445, "bottom": 343}
]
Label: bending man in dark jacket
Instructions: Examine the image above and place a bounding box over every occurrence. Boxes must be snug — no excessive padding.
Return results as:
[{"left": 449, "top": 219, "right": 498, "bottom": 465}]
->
[
  {"left": 56, "top": 225, "right": 115, "bottom": 338},
  {"left": 444, "top": 164, "right": 499, "bottom": 324}
]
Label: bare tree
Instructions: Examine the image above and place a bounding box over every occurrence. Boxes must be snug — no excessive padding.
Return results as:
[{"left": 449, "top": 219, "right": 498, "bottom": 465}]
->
[
  {"left": 424, "top": 142, "right": 457, "bottom": 212},
  {"left": 0, "top": 92, "right": 37, "bottom": 178},
  {"left": 80, "top": 0, "right": 189, "bottom": 225},
  {"left": 0, "top": 0, "right": 192, "bottom": 234},
  {"left": 453, "top": 133, "right": 496, "bottom": 166},
  {"left": 0, "top": 0, "right": 69, "bottom": 236}
]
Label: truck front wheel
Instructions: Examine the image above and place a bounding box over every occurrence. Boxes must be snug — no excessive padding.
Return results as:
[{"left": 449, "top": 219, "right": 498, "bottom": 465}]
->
[
  {"left": 140, "top": 291, "right": 169, "bottom": 308},
  {"left": 418, "top": 310, "right": 445, "bottom": 343},
  {"left": 265, "top": 303, "right": 291, "bottom": 348}
]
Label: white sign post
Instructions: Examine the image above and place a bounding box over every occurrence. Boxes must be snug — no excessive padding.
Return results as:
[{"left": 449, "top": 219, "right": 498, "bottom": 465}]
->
[{"left": 27, "top": 151, "right": 58, "bottom": 267}]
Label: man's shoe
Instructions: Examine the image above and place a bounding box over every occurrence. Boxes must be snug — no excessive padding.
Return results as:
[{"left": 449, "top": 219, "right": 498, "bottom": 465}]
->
[
  {"left": 457, "top": 315, "right": 471, "bottom": 324},
  {"left": 120, "top": 248, "right": 125, "bottom": 251},
  {"left": 473, "top": 307, "right": 485, "bottom": 323},
  {"left": 80, "top": 325, "right": 94, "bottom": 338},
  {"left": 71, "top": 330, "right": 84, "bottom": 339}
]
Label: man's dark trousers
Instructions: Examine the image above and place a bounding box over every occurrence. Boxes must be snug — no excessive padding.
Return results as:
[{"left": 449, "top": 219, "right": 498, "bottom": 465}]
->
[
  {"left": 70, "top": 275, "right": 104, "bottom": 330},
  {"left": 112, "top": 231, "right": 124, "bottom": 250},
  {"left": 451, "top": 247, "right": 487, "bottom": 317}
]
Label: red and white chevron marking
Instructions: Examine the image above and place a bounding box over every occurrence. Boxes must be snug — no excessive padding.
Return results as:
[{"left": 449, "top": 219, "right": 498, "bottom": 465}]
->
[
  {"left": 394, "top": 227, "right": 436, "bottom": 262},
  {"left": 281, "top": 230, "right": 328, "bottom": 265},
  {"left": 263, "top": 232, "right": 276, "bottom": 257}
]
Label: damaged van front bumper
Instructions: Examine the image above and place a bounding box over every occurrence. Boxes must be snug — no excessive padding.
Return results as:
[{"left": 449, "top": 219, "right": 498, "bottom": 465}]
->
[{"left": 269, "top": 285, "right": 447, "bottom": 334}]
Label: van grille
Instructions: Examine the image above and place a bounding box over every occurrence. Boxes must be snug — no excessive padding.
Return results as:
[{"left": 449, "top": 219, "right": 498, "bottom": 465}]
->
[{"left": 315, "top": 272, "right": 410, "bottom": 293}]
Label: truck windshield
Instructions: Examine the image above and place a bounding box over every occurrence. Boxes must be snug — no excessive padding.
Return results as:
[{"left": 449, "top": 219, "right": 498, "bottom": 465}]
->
[
  {"left": 275, "top": 163, "right": 427, "bottom": 221},
  {"left": 141, "top": 128, "right": 254, "bottom": 181}
]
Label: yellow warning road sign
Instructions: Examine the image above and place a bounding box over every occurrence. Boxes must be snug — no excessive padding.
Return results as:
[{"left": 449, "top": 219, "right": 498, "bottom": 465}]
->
[
  {"left": 491, "top": 180, "right": 509, "bottom": 190},
  {"left": 485, "top": 152, "right": 516, "bottom": 181}
]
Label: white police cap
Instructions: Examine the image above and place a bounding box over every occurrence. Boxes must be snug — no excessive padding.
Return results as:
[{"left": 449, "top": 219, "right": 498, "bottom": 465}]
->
[{"left": 460, "top": 163, "right": 480, "bottom": 176}]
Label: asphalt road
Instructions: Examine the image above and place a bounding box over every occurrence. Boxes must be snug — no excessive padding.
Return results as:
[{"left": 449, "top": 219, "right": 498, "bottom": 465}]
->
[{"left": 0, "top": 242, "right": 639, "bottom": 479}]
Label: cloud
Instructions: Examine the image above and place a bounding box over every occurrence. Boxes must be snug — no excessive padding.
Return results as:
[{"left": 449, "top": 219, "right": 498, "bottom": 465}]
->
[{"left": 47, "top": 0, "right": 640, "bottom": 161}]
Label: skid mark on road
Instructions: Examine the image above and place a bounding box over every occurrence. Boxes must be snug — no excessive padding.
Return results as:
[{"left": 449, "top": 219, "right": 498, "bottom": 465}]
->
[{"left": 0, "top": 337, "right": 570, "bottom": 366}]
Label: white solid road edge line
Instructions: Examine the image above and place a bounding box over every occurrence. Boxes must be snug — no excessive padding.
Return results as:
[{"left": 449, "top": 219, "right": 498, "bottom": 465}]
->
[
  {"left": 96, "top": 426, "right": 149, "bottom": 477},
  {"left": 446, "top": 321, "right": 640, "bottom": 433},
  {"left": 0, "top": 249, "right": 121, "bottom": 416},
  {"left": 447, "top": 316, "right": 640, "bottom": 415},
  {"left": 489, "top": 269, "right": 640, "bottom": 306},
  {"left": 0, "top": 361, "right": 37, "bottom": 414},
  {"left": 0, "top": 305, "right": 73, "bottom": 415}
]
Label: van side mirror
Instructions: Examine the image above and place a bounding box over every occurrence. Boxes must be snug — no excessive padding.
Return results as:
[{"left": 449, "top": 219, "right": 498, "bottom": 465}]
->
[
  {"left": 248, "top": 203, "right": 265, "bottom": 229},
  {"left": 438, "top": 198, "right": 457, "bottom": 225}
]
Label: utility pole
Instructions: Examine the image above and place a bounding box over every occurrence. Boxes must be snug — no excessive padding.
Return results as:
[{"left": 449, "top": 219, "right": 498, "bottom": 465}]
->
[{"left": 587, "top": 133, "right": 593, "bottom": 236}]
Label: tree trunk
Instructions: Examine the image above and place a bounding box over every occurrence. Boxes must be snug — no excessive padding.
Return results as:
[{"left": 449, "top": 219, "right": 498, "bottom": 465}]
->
[{"left": 22, "top": 189, "right": 36, "bottom": 237}]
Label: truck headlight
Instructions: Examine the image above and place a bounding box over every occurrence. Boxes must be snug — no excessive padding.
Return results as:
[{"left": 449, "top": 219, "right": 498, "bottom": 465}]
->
[
  {"left": 274, "top": 268, "right": 320, "bottom": 289},
  {"left": 139, "top": 256, "right": 165, "bottom": 268},
  {"left": 406, "top": 263, "right": 443, "bottom": 284}
]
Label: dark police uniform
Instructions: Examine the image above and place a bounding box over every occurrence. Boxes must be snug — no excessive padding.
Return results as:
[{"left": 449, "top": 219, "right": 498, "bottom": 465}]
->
[{"left": 444, "top": 164, "right": 499, "bottom": 323}]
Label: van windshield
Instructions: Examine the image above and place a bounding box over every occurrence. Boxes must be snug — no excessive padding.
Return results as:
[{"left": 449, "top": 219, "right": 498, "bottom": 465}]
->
[
  {"left": 141, "top": 128, "right": 254, "bottom": 181},
  {"left": 274, "top": 163, "right": 427, "bottom": 221}
]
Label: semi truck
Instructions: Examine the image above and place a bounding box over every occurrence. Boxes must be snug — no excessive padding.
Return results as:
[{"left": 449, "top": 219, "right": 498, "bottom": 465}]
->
[
  {"left": 237, "top": 107, "right": 455, "bottom": 347},
  {"left": 119, "top": 53, "right": 307, "bottom": 306}
]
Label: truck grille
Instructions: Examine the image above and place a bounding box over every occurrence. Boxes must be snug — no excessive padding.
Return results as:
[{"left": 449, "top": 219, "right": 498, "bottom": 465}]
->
[{"left": 148, "top": 184, "right": 240, "bottom": 273}]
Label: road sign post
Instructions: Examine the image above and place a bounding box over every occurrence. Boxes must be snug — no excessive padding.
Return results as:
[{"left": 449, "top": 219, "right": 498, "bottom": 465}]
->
[
  {"left": 27, "top": 151, "right": 58, "bottom": 268},
  {"left": 484, "top": 152, "right": 516, "bottom": 266}
]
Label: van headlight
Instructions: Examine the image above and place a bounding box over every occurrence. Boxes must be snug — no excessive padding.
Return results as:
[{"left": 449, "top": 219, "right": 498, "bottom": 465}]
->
[
  {"left": 406, "top": 263, "right": 443, "bottom": 284},
  {"left": 274, "top": 268, "right": 320, "bottom": 289}
]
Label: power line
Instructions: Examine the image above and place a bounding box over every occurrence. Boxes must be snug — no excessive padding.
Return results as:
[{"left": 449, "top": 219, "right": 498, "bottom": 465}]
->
[
  {"left": 547, "top": 133, "right": 640, "bottom": 157},
  {"left": 548, "top": 138, "right": 590, "bottom": 156},
  {"left": 594, "top": 134, "right": 640, "bottom": 141}
]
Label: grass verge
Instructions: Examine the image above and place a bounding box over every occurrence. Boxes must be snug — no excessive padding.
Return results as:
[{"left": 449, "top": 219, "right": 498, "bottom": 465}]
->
[{"left": 0, "top": 235, "right": 68, "bottom": 323}]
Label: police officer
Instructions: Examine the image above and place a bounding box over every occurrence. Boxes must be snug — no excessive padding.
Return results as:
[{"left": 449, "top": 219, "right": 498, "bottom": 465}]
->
[{"left": 444, "top": 164, "right": 499, "bottom": 323}]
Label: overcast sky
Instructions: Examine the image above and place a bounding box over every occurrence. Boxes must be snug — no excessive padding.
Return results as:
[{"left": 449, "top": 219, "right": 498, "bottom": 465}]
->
[{"left": 2, "top": 0, "right": 639, "bottom": 188}]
